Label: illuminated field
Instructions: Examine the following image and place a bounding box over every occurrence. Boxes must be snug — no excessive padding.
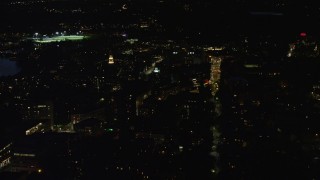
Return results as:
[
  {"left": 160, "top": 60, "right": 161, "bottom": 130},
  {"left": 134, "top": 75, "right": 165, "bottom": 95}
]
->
[{"left": 34, "top": 35, "right": 88, "bottom": 43}]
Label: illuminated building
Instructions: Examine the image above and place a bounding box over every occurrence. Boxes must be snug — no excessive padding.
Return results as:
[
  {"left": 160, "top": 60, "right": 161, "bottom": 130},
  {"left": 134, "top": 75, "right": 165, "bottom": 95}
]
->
[
  {"left": 108, "top": 53, "right": 115, "bottom": 64},
  {"left": 311, "top": 84, "right": 320, "bottom": 101},
  {"left": 0, "top": 143, "right": 12, "bottom": 170},
  {"left": 22, "top": 102, "right": 53, "bottom": 122},
  {"left": 25, "top": 123, "right": 48, "bottom": 136},
  {"left": 0, "top": 139, "right": 40, "bottom": 173},
  {"left": 136, "top": 91, "right": 152, "bottom": 116},
  {"left": 287, "top": 32, "right": 320, "bottom": 58},
  {"left": 71, "top": 108, "right": 106, "bottom": 124},
  {"left": 209, "top": 56, "right": 222, "bottom": 97},
  {"left": 7, "top": 152, "right": 39, "bottom": 173},
  {"left": 73, "top": 118, "right": 103, "bottom": 135},
  {"left": 20, "top": 102, "right": 54, "bottom": 131}
]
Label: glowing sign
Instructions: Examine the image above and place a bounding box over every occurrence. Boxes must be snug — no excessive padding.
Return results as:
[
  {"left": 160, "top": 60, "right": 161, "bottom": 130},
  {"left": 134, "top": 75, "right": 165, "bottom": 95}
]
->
[
  {"left": 107, "top": 128, "right": 114, "bottom": 132},
  {"left": 300, "top": 32, "right": 307, "bottom": 37}
]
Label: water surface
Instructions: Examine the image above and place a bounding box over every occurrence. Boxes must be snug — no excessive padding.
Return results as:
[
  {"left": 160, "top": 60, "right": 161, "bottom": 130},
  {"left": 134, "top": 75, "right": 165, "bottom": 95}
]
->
[{"left": 0, "top": 58, "right": 21, "bottom": 77}]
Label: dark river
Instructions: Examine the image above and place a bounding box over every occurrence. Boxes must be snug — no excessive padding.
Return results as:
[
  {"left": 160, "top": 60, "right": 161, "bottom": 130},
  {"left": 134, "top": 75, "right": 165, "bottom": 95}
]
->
[{"left": 0, "top": 58, "right": 21, "bottom": 77}]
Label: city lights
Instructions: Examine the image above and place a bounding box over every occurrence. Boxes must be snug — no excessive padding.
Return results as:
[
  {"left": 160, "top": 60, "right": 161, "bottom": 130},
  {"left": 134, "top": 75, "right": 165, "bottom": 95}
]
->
[{"left": 0, "top": 1, "right": 319, "bottom": 179}]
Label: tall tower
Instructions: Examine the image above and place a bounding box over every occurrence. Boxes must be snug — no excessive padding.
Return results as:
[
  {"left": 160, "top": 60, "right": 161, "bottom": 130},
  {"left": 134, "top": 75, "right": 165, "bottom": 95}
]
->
[{"left": 108, "top": 52, "right": 114, "bottom": 64}]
